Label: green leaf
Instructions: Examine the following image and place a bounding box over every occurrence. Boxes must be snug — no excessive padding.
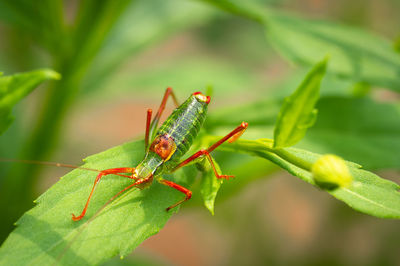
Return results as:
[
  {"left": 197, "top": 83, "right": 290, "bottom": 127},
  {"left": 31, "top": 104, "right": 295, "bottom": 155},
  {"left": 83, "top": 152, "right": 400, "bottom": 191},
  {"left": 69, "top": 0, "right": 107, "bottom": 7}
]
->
[
  {"left": 211, "top": 138, "right": 400, "bottom": 219},
  {"left": 100, "top": 56, "right": 259, "bottom": 99},
  {"left": 0, "top": 0, "right": 64, "bottom": 52},
  {"left": 199, "top": 157, "right": 224, "bottom": 215},
  {"left": 71, "top": 0, "right": 132, "bottom": 79},
  {"left": 265, "top": 10, "right": 400, "bottom": 92},
  {"left": 274, "top": 147, "right": 400, "bottom": 219},
  {"left": 299, "top": 96, "right": 400, "bottom": 170},
  {"left": 267, "top": 11, "right": 400, "bottom": 91},
  {"left": 207, "top": 92, "right": 400, "bottom": 170},
  {"left": 0, "top": 140, "right": 197, "bottom": 265},
  {"left": 273, "top": 58, "right": 327, "bottom": 148},
  {"left": 0, "top": 69, "right": 60, "bottom": 135},
  {"left": 83, "top": 0, "right": 215, "bottom": 93},
  {"left": 201, "top": 0, "right": 400, "bottom": 91}
]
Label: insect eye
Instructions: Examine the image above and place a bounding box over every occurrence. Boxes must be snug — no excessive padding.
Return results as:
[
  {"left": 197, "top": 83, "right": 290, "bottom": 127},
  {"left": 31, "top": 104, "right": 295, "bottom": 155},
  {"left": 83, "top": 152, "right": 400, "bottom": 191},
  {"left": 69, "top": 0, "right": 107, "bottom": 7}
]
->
[{"left": 193, "top": 92, "right": 210, "bottom": 104}]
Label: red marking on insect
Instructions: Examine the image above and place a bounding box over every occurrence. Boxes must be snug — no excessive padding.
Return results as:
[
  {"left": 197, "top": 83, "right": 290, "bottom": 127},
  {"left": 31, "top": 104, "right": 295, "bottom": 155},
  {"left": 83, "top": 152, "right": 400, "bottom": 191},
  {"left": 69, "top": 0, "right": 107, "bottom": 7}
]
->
[
  {"left": 193, "top": 91, "right": 211, "bottom": 104},
  {"left": 228, "top": 122, "right": 248, "bottom": 143},
  {"left": 150, "top": 134, "right": 176, "bottom": 160}
]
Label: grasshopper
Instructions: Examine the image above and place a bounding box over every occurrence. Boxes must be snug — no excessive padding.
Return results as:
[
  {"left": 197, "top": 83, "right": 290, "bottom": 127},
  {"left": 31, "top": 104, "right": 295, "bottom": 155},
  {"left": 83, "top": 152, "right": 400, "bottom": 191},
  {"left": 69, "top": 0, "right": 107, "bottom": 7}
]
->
[{"left": 71, "top": 87, "right": 248, "bottom": 221}]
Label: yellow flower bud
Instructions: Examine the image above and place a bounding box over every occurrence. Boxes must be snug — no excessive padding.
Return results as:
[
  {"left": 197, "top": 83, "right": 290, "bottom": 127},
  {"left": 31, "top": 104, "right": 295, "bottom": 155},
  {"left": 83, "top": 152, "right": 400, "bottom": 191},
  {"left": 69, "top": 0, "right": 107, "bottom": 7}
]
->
[{"left": 311, "top": 154, "right": 353, "bottom": 189}]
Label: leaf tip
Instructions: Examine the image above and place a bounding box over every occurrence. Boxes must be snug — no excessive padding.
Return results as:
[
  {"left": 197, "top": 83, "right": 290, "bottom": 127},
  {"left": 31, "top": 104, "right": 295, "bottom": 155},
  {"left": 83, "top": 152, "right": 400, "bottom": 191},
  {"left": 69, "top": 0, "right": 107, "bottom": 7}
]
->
[
  {"left": 43, "top": 69, "right": 61, "bottom": 80},
  {"left": 322, "top": 54, "right": 330, "bottom": 63},
  {"left": 314, "top": 56, "right": 329, "bottom": 74},
  {"left": 205, "top": 204, "right": 215, "bottom": 216}
]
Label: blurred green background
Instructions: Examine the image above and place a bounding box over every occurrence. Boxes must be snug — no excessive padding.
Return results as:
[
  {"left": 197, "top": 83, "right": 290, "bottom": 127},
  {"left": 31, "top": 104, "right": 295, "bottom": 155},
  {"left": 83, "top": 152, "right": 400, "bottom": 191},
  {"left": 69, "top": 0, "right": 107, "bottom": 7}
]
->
[{"left": 0, "top": 0, "right": 399, "bottom": 265}]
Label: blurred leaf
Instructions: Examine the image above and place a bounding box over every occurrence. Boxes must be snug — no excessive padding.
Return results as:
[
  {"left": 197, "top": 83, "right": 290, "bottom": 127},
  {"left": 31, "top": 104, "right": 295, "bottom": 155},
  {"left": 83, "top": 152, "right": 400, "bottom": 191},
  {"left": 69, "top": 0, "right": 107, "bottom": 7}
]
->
[
  {"left": 351, "top": 81, "right": 371, "bottom": 97},
  {"left": 265, "top": 10, "right": 400, "bottom": 92},
  {"left": 83, "top": 0, "right": 215, "bottom": 93},
  {"left": 268, "top": 71, "right": 354, "bottom": 99},
  {"left": 98, "top": 56, "right": 258, "bottom": 99},
  {"left": 0, "top": 69, "right": 60, "bottom": 135},
  {"left": 0, "top": 0, "right": 64, "bottom": 52},
  {"left": 273, "top": 58, "right": 327, "bottom": 148},
  {"left": 0, "top": 0, "right": 37, "bottom": 29},
  {"left": 212, "top": 138, "right": 400, "bottom": 219},
  {"left": 394, "top": 35, "right": 400, "bottom": 54},
  {"left": 71, "top": 0, "right": 131, "bottom": 78},
  {"left": 206, "top": 97, "right": 281, "bottom": 129},
  {"left": 201, "top": 0, "right": 400, "bottom": 91},
  {"left": 299, "top": 96, "right": 400, "bottom": 170},
  {"left": 0, "top": 140, "right": 198, "bottom": 265},
  {"left": 199, "top": 0, "right": 264, "bottom": 23}
]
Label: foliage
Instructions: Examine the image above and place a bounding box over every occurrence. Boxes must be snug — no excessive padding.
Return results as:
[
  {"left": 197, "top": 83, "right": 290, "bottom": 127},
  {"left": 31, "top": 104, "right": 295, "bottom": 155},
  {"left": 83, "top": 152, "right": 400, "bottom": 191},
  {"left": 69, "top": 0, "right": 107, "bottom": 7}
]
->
[
  {"left": 1, "top": 58, "right": 399, "bottom": 264},
  {"left": 0, "top": 69, "right": 60, "bottom": 135},
  {"left": 273, "top": 57, "right": 327, "bottom": 148},
  {"left": 265, "top": 10, "right": 400, "bottom": 91},
  {"left": 0, "top": 0, "right": 216, "bottom": 244},
  {"left": 0, "top": 0, "right": 399, "bottom": 265},
  {"left": 0, "top": 141, "right": 189, "bottom": 265},
  {"left": 212, "top": 138, "right": 400, "bottom": 219},
  {"left": 203, "top": 0, "right": 400, "bottom": 91}
]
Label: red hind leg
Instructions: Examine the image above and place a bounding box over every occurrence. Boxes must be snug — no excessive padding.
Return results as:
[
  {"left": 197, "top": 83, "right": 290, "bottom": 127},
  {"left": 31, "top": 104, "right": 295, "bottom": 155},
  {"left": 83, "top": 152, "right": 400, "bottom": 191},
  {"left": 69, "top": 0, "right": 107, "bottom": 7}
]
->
[
  {"left": 153, "top": 87, "right": 179, "bottom": 122},
  {"left": 72, "top": 167, "right": 136, "bottom": 221},
  {"left": 145, "top": 109, "right": 152, "bottom": 150},
  {"left": 158, "top": 179, "right": 192, "bottom": 211},
  {"left": 172, "top": 122, "right": 248, "bottom": 179},
  {"left": 147, "top": 87, "right": 179, "bottom": 142}
]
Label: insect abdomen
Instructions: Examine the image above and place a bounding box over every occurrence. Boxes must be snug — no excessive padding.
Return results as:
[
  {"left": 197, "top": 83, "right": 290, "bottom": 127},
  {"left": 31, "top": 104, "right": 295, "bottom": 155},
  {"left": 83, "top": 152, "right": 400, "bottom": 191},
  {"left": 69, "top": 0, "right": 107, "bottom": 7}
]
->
[{"left": 157, "top": 94, "right": 208, "bottom": 161}]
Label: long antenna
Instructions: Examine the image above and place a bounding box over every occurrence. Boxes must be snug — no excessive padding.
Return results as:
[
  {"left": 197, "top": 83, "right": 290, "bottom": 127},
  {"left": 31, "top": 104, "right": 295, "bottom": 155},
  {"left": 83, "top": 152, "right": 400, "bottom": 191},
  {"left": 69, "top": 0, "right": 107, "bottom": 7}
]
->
[{"left": 0, "top": 158, "right": 132, "bottom": 178}]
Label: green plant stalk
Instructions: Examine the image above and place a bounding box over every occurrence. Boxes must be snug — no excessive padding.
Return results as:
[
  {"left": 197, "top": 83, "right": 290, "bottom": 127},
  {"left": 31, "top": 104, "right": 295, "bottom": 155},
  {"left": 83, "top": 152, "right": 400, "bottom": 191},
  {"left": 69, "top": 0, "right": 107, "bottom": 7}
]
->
[
  {"left": 204, "top": 136, "right": 313, "bottom": 171},
  {"left": 0, "top": 1, "right": 132, "bottom": 243},
  {"left": 271, "top": 148, "right": 313, "bottom": 171}
]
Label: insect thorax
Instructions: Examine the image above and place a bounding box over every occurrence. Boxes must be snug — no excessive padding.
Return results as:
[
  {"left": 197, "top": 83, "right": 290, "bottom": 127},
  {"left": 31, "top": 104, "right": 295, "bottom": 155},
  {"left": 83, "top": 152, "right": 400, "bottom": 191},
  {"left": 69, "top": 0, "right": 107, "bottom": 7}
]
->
[{"left": 158, "top": 95, "right": 208, "bottom": 159}]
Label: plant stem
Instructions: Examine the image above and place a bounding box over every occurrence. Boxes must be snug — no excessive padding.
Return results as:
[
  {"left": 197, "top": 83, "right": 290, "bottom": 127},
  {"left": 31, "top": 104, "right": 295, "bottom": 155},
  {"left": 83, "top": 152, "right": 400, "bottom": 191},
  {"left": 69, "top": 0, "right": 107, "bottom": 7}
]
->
[
  {"left": 204, "top": 136, "right": 313, "bottom": 171},
  {"left": 272, "top": 148, "right": 313, "bottom": 171}
]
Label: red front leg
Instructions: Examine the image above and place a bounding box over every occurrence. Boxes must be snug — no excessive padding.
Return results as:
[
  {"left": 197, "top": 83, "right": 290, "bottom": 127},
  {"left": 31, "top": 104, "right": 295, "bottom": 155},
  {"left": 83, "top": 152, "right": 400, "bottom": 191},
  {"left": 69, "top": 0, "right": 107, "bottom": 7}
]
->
[{"left": 172, "top": 122, "right": 248, "bottom": 179}]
